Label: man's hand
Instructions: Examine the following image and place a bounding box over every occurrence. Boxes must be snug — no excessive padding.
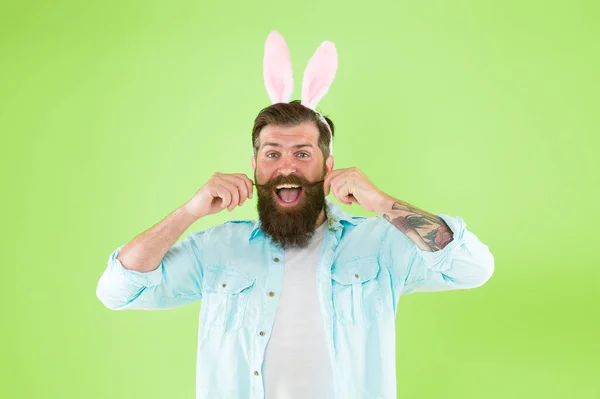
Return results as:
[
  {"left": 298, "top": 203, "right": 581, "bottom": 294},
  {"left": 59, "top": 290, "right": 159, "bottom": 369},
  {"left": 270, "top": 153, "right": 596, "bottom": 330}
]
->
[
  {"left": 323, "top": 167, "right": 390, "bottom": 213},
  {"left": 184, "top": 173, "right": 254, "bottom": 218}
]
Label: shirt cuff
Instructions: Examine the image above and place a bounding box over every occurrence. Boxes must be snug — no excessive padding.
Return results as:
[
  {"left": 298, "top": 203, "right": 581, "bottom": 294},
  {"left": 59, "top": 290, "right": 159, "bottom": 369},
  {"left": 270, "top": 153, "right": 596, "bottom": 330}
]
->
[
  {"left": 415, "top": 214, "right": 466, "bottom": 273},
  {"left": 109, "top": 244, "right": 164, "bottom": 287}
]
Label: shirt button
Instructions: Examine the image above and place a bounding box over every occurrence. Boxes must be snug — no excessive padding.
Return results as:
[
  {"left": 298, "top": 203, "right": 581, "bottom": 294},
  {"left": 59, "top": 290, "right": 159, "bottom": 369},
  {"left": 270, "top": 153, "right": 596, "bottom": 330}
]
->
[
  {"left": 254, "top": 370, "right": 259, "bottom": 376},
  {"left": 222, "top": 283, "right": 227, "bottom": 287},
  {"left": 268, "top": 291, "right": 275, "bottom": 297},
  {"left": 259, "top": 331, "right": 265, "bottom": 336},
  {"left": 354, "top": 274, "right": 359, "bottom": 279},
  {"left": 273, "top": 257, "right": 280, "bottom": 262}
]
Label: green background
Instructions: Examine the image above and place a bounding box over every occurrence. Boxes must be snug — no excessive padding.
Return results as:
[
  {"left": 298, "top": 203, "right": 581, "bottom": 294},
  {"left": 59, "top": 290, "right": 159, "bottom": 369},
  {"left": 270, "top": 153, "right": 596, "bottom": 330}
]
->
[{"left": 2, "top": 0, "right": 598, "bottom": 398}]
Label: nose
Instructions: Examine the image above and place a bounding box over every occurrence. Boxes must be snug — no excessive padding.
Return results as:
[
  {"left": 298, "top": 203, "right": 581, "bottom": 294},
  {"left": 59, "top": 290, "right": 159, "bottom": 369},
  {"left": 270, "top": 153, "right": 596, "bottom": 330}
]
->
[
  {"left": 277, "top": 167, "right": 297, "bottom": 177},
  {"left": 275, "top": 155, "right": 298, "bottom": 176}
]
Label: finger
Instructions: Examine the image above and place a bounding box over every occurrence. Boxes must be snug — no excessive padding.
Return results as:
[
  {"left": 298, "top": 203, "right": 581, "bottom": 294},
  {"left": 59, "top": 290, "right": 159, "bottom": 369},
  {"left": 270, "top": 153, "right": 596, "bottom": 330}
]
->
[
  {"left": 324, "top": 169, "right": 341, "bottom": 196},
  {"left": 228, "top": 174, "right": 254, "bottom": 201},
  {"left": 212, "top": 184, "right": 232, "bottom": 209},
  {"left": 333, "top": 181, "right": 353, "bottom": 205},
  {"left": 329, "top": 178, "right": 342, "bottom": 201},
  {"left": 240, "top": 174, "right": 254, "bottom": 200},
  {"left": 325, "top": 170, "right": 346, "bottom": 196},
  {"left": 216, "top": 180, "right": 240, "bottom": 211},
  {"left": 221, "top": 175, "right": 249, "bottom": 206},
  {"left": 237, "top": 175, "right": 254, "bottom": 203},
  {"left": 227, "top": 184, "right": 241, "bottom": 212},
  {"left": 335, "top": 178, "right": 356, "bottom": 206}
]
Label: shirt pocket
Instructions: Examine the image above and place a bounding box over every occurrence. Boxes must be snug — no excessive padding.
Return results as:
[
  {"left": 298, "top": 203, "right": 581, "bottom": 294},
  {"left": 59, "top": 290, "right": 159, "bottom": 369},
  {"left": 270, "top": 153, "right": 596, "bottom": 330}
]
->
[
  {"left": 331, "top": 256, "right": 383, "bottom": 327},
  {"left": 201, "top": 267, "right": 256, "bottom": 333}
]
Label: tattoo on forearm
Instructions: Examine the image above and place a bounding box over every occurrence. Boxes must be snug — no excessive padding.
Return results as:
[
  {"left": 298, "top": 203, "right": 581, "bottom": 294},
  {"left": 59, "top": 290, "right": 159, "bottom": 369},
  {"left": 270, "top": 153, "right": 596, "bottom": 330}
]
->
[{"left": 382, "top": 201, "right": 453, "bottom": 251}]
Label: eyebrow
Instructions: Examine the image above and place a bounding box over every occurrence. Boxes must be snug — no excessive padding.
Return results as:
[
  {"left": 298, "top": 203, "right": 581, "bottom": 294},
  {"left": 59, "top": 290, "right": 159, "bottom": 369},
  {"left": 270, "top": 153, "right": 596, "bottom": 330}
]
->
[{"left": 261, "top": 142, "right": 315, "bottom": 150}]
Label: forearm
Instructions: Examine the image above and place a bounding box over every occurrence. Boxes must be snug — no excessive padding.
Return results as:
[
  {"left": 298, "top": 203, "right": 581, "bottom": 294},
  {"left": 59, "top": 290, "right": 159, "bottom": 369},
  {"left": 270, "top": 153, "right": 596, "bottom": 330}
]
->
[
  {"left": 117, "top": 204, "right": 199, "bottom": 272},
  {"left": 374, "top": 194, "right": 454, "bottom": 252}
]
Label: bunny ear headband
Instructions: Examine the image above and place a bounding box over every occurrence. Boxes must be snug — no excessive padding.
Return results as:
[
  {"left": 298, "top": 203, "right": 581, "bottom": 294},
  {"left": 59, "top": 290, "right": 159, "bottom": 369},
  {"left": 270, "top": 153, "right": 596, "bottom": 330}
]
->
[{"left": 263, "top": 30, "right": 338, "bottom": 155}]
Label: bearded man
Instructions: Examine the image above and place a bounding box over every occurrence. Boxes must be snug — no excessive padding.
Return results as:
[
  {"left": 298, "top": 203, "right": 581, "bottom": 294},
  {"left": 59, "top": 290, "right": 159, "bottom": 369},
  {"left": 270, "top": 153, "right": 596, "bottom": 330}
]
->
[{"left": 96, "top": 32, "right": 494, "bottom": 399}]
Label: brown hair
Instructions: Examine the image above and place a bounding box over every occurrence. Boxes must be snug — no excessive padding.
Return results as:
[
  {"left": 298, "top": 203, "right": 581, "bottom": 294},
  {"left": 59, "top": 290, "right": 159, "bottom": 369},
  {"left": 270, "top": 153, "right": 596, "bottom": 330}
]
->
[{"left": 252, "top": 100, "right": 335, "bottom": 159}]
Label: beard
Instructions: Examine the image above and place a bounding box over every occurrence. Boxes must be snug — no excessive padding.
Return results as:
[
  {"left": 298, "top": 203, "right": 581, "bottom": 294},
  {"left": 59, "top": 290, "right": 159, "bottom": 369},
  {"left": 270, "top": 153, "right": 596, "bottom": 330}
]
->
[{"left": 255, "top": 171, "right": 326, "bottom": 250}]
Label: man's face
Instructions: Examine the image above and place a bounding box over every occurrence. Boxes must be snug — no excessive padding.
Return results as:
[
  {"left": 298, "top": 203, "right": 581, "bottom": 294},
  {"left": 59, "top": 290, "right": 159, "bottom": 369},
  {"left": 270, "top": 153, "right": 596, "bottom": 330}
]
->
[{"left": 252, "top": 122, "right": 333, "bottom": 249}]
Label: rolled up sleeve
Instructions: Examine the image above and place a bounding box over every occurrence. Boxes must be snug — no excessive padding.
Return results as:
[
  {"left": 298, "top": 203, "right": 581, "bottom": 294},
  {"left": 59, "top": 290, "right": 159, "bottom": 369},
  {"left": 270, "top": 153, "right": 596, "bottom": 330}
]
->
[
  {"left": 381, "top": 214, "right": 494, "bottom": 297},
  {"left": 96, "top": 231, "right": 206, "bottom": 310}
]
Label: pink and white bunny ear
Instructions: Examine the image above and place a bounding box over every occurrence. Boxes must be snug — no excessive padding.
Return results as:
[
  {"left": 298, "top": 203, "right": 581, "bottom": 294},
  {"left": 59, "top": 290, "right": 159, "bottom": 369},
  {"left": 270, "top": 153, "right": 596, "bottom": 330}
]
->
[
  {"left": 263, "top": 31, "right": 294, "bottom": 104},
  {"left": 301, "top": 40, "right": 338, "bottom": 110}
]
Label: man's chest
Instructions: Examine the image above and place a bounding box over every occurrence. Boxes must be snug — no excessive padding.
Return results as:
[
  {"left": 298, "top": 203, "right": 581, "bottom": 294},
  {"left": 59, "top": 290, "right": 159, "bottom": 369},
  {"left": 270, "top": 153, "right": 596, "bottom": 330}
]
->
[{"left": 198, "top": 229, "right": 391, "bottom": 335}]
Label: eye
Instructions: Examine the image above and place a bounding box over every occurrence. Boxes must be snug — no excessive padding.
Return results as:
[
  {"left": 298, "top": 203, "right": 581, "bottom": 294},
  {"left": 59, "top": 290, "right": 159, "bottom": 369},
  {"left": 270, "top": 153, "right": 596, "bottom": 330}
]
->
[
  {"left": 266, "top": 153, "right": 279, "bottom": 158},
  {"left": 297, "top": 152, "right": 309, "bottom": 158}
]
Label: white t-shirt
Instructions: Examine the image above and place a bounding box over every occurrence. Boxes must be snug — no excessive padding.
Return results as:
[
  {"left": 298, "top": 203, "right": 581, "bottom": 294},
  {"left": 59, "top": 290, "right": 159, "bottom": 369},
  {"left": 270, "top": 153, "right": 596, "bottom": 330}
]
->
[{"left": 262, "top": 221, "right": 333, "bottom": 399}]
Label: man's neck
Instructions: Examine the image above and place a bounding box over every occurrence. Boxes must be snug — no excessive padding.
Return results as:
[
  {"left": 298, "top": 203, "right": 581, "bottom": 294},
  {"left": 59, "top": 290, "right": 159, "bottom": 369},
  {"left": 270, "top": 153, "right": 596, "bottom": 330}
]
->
[{"left": 315, "top": 209, "right": 327, "bottom": 229}]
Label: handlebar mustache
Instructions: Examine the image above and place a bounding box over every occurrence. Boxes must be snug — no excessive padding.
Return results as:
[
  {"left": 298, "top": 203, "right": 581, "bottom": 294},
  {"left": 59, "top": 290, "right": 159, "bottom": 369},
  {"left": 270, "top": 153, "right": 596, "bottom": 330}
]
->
[{"left": 253, "top": 180, "right": 325, "bottom": 189}]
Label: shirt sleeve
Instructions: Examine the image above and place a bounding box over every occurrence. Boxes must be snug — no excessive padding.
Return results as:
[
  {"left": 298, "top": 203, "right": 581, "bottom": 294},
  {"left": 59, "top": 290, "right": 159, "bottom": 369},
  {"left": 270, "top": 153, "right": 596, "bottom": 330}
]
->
[
  {"left": 96, "top": 230, "right": 206, "bottom": 310},
  {"left": 379, "top": 214, "right": 495, "bottom": 297}
]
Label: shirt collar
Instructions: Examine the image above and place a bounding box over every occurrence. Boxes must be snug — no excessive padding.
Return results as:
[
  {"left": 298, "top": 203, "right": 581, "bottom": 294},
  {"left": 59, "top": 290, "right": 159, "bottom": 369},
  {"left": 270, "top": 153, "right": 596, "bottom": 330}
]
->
[{"left": 248, "top": 198, "right": 359, "bottom": 242}]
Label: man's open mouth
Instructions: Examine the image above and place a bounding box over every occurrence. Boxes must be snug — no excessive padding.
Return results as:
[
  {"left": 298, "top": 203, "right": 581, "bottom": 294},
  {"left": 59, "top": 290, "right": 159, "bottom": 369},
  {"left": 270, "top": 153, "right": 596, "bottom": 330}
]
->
[{"left": 274, "top": 184, "right": 304, "bottom": 207}]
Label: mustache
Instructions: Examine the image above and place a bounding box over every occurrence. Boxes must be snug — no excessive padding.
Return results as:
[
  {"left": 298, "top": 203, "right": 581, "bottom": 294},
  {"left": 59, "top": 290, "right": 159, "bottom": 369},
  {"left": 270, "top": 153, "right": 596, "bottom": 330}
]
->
[{"left": 254, "top": 179, "right": 325, "bottom": 190}]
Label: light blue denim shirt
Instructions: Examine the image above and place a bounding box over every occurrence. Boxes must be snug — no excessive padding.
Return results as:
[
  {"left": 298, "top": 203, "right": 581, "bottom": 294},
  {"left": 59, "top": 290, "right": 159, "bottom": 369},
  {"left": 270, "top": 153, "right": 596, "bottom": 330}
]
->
[{"left": 96, "top": 199, "right": 494, "bottom": 399}]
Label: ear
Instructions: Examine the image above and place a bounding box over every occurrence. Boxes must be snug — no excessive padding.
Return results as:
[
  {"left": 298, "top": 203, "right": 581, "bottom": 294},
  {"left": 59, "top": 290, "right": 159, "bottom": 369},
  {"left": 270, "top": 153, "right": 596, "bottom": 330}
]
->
[
  {"left": 325, "top": 155, "right": 334, "bottom": 175},
  {"left": 263, "top": 31, "right": 294, "bottom": 104},
  {"left": 251, "top": 155, "right": 256, "bottom": 171},
  {"left": 301, "top": 40, "right": 338, "bottom": 110}
]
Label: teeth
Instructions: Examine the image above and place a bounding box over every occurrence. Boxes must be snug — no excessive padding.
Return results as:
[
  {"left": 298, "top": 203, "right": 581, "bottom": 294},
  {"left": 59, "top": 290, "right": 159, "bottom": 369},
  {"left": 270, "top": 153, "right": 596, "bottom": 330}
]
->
[{"left": 276, "top": 184, "right": 301, "bottom": 189}]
